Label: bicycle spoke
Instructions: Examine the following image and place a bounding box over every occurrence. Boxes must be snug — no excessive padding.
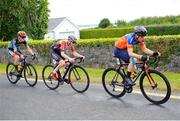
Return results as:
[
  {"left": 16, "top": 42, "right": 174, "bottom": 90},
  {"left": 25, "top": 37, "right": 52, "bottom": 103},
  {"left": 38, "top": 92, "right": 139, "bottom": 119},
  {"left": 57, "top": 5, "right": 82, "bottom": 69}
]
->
[
  {"left": 6, "top": 63, "right": 18, "bottom": 84},
  {"left": 69, "top": 65, "right": 90, "bottom": 93},
  {"left": 42, "top": 65, "right": 59, "bottom": 90},
  {"left": 102, "top": 68, "right": 126, "bottom": 98},
  {"left": 24, "top": 64, "right": 37, "bottom": 87},
  {"left": 140, "top": 70, "right": 171, "bottom": 104}
]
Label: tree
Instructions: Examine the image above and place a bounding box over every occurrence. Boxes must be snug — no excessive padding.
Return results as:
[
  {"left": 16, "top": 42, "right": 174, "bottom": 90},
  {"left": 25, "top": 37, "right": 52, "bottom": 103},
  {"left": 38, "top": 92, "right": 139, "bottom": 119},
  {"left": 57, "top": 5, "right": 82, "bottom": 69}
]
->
[
  {"left": 0, "top": 0, "right": 49, "bottom": 41},
  {"left": 115, "top": 20, "right": 127, "bottom": 27},
  {"left": 98, "top": 18, "right": 111, "bottom": 28}
]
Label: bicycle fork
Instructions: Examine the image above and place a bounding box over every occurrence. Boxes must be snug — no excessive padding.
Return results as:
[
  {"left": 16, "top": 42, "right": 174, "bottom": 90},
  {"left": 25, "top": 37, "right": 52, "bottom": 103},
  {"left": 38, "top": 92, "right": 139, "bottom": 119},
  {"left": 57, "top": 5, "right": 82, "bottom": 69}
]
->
[
  {"left": 144, "top": 67, "right": 157, "bottom": 89},
  {"left": 72, "top": 67, "right": 81, "bottom": 80}
]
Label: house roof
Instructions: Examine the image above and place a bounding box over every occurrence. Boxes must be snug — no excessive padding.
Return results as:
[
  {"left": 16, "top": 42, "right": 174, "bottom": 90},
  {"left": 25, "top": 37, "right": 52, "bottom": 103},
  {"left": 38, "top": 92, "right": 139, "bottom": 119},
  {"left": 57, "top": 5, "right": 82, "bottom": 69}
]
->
[
  {"left": 48, "top": 17, "right": 66, "bottom": 32},
  {"left": 48, "top": 17, "right": 79, "bottom": 32}
]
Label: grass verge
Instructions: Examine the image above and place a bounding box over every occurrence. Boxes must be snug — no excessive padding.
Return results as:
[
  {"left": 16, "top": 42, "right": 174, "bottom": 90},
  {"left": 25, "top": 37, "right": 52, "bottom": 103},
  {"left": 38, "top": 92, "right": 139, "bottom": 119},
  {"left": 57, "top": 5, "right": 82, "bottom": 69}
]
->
[{"left": 0, "top": 63, "right": 179, "bottom": 91}]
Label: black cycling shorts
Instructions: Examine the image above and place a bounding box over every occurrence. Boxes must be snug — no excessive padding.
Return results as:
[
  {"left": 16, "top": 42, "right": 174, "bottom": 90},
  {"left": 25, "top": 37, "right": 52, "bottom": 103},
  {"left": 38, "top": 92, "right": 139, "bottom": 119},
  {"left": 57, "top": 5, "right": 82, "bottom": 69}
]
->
[{"left": 51, "top": 50, "right": 63, "bottom": 62}]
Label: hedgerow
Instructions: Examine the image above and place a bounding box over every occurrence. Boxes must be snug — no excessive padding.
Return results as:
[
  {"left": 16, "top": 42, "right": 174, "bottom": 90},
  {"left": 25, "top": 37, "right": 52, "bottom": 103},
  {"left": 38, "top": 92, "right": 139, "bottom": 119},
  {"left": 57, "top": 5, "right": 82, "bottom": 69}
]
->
[
  {"left": 80, "top": 24, "right": 180, "bottom": 39},
  {"left": 0, "top": 35, "right": 180, "bottom": 64}
]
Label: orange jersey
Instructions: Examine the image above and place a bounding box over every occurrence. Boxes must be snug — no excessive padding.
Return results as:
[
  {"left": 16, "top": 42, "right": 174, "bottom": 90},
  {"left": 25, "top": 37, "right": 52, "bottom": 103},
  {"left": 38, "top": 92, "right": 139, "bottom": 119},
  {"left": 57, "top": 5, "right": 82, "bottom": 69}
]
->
[
  {"left": 51, "top": 40, "right": 76, "bottom": 52},
  {"left": 115, "top": 33, "right": 145, "bottom": 50}
]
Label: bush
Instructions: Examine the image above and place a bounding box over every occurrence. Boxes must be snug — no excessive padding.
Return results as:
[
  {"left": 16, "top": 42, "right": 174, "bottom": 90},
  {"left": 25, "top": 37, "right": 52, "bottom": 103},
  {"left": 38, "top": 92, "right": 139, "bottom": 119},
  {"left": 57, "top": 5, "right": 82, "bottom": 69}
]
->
[
  {"left": 98, "top": 18, "right": 111, "bottom": 28},
  {"left": 1, "top": 35, "right": 180, "bottom": 66},
  {"left": 80, "top": 27, "right": 133, "bottom": 39},
  {"left": 80, "top": 25, "right": 180, "bottom": 39}
]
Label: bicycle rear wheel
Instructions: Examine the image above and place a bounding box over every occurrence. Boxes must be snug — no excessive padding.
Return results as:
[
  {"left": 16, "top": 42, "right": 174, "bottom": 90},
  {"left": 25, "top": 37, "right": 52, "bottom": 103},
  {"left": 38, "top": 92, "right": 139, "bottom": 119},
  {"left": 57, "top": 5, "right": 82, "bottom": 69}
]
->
[
  {"left": 69, "top": 65, "right": 90, "bottom": 93},
  {"left": 102, "top": 68, "right": 126, "bottom": 98},
  {"left": 6, "top": 63, "right": 19, "bottom": 84},
  {"left": 140, "top": 69, "right": 171, "bottom": 104},
  {"left": 42, "top": 64, "right": 59, "bottom": 90},
  {"left": 24, "top": 63, "right": 38, "bottom": 87}
]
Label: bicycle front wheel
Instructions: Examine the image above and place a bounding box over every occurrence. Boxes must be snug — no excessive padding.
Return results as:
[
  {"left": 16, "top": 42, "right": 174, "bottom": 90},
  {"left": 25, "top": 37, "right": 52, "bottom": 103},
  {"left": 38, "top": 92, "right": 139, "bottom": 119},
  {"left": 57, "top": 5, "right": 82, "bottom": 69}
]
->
[
  {"left": 69, "top": 65, "right": 90, "bottom": 93},
  {"left": 42, "top": 65, "right": 59, "bottom": 90},
  {"left": 6, "top": 63, "right": 19, "bottom": 84},
  {"left": 102, "top": 68, "right": 126, "bottom": 98},
  {"left": 24, "top": 63, "right": 38, "bottom": 87},
  {"left": 140, "top": 69, "right": 171, "bottom": 104}
]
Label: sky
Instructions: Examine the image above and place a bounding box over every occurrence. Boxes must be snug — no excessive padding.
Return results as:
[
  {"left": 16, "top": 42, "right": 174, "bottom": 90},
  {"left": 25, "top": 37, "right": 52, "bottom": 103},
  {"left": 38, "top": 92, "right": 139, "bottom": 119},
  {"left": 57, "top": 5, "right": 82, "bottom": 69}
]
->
[{"left": 48, "top": 0, "right": 180, "bottom": 25}]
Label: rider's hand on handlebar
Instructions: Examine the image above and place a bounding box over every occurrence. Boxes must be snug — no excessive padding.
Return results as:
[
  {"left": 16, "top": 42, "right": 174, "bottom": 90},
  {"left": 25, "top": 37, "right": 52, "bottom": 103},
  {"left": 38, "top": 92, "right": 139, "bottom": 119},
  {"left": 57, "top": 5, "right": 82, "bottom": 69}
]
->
[
  {"left": 80, "top": 56, "right": 85, "bottom": 60},
  {"left": 32, "top": 53, "right": 36, "bottom": 60},
  {"left": 152, "top": 51, "right": 161, "bottom": 57},
  {"left": 141, "top": 55, "right": 148, "bottom": 61}
]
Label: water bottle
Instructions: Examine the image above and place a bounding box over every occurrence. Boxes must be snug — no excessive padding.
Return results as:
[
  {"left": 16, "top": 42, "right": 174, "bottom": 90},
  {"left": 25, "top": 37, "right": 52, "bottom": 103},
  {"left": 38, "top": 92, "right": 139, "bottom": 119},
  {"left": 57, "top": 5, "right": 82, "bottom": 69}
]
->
[{"left": 18, "top": 64, "right": 23, "bottom": 72}]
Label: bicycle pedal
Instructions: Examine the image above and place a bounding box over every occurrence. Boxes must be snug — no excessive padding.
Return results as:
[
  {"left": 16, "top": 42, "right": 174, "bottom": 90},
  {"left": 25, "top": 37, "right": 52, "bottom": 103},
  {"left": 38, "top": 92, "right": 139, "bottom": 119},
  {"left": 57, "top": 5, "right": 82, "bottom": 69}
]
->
[
  {"left": 59, "top": 81, "right": 64, "bottom": 85},
  {"left": 125, "top": 86, "right": 133, "bottom": 93},
  {"left": 59, "top": 79, "right": 64, "bottom": 85}
]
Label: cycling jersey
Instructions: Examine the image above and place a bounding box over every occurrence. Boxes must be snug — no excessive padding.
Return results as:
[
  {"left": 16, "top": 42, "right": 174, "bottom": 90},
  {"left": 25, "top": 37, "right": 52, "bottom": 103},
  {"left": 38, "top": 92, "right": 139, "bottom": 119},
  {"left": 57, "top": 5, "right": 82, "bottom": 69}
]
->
[
  {"left": 51, "top": 40, "right": 76, "bottom": 53},
  {"left": 115, "top": 33, "right": 145, "bottom": 50},
  {"left": 51, "top": 40, "right": 76, "bottom": 62},
  {"left": 114, "top": 33, "right": 145, "bottom": 62},
  {"left": 8, "top": 37, "right": 28, "bottom": 52}
]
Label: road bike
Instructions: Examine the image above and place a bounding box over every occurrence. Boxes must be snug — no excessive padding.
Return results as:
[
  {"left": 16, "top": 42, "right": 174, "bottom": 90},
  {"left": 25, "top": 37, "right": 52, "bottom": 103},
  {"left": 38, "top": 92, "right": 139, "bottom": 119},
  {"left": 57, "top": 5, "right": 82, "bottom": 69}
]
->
[
  {"left": 42, "top": 57, "right": 90, "bottom": 93},
  {"left": 6, "top": 55, "right": 38, "bottom": 87},
  {"left": 102, "top": 56, "right": 171, "bottom": 104}
]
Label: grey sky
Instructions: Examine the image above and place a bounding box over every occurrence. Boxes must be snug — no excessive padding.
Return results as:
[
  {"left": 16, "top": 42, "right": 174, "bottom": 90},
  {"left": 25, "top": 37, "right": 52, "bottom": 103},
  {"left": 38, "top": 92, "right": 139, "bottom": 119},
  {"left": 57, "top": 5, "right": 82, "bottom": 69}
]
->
[{"left": 48, "top": 0, "right": 180, "bottom": 25}]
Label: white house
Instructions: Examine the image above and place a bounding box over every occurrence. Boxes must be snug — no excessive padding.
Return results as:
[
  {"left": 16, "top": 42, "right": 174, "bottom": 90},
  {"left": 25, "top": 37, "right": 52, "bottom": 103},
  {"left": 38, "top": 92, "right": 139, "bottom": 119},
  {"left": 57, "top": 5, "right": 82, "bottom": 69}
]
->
[{"left": 44, "top": 17, "right": 80, "bottom": 40}]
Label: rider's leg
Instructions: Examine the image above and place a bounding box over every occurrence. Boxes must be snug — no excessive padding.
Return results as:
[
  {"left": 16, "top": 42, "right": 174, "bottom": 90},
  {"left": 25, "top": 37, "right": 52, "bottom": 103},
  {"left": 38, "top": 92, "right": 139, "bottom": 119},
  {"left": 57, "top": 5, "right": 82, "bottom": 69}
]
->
[
  {"left": 13, "top": 53, "right": 21, "bottom": 75},
  {"left": 114, "top": 48, "right": 134, "bottom": 85},
  {"left": 53, "top": 60, "right": 66, "bottom": 73},
  {"left": 126, "top": 57, "right": 137, "bottom": 85},
  {"left": 127, "top": 57, "right": 136, "bottom": 77},
  {"left": 50, "top": 51, "right": 65, "bottom": 80}
]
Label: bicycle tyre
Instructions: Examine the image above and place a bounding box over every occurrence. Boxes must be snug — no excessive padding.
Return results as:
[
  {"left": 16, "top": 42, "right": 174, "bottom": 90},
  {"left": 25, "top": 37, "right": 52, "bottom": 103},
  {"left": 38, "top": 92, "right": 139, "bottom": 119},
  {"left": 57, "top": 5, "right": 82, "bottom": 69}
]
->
[
  {"left": 139, "top": 69, "right": 171, "bottom": 104},
  {"left": 42, "top": 64, "right": 59, "bottom": 90},
  {"left": 6, "top": 63, "right": 19, "bottom": 84},
  {"left": 24, "top": 63, "right": 38, "bottom": 87},
  {"left": 102, "top": 68, "right": 126, "bottom": 98},
  {"left": 69, "top": 65, "right": 90, "bottom": 93}
]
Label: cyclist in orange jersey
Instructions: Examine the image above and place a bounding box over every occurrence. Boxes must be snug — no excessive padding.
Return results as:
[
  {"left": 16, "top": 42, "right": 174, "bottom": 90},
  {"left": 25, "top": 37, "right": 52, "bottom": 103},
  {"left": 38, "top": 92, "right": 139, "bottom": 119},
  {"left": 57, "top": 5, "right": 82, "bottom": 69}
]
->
[{"left": 114, "top": 26, "right": 160, "bottom": 87}]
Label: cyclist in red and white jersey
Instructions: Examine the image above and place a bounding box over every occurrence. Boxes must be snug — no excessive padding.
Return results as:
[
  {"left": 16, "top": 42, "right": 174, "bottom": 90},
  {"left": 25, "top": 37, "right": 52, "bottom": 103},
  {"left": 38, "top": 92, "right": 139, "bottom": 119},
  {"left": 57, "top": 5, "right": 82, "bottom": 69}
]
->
[{"left": 50, "top": 35, "right": 85, "bottom": 82}]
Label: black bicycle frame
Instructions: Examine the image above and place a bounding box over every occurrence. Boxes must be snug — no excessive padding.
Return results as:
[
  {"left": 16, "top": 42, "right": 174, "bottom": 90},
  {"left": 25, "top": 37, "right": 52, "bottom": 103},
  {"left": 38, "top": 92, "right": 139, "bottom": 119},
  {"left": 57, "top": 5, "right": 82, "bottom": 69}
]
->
[
  {"left": 117, "top": 61, "right": 144, "bottom": 84},
  {"left": 56, "top": 62, "right": 75, "bottom": 80}
]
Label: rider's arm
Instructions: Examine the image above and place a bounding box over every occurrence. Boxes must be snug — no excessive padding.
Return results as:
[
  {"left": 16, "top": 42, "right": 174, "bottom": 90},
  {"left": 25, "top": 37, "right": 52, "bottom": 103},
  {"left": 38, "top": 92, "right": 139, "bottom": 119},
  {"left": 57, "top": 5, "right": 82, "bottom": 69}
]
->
[
  {"left": 27, "top": 45, "right": 34, "bottom": 55},
  {"left": 127, "top": 44, "right": 142, "bottom": 59},
  {"left": 12, "top": 40, "right": 21, "bottom": 56},
  {"left": 71, "top": 43, "right": 84, "bottom": 58},
  {"left": 140, "top": 42, "right": 154, "bottom": 55},
  {"left": 24, "top": 41, "right": 34, "bottom": 55},
  {"left": 61, "top": 51, "right": 72, "bottom": 60}
]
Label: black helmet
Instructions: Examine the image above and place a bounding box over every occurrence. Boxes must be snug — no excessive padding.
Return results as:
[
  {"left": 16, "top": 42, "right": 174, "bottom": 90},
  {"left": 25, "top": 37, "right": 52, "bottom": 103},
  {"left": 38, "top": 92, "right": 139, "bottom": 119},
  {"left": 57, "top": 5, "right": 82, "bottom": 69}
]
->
[
  {"left": 68, "top": 35, "right": 77, "bottom": 43},
  {"left": 134, "top": 26, "right": 147, "bottom": 36}
]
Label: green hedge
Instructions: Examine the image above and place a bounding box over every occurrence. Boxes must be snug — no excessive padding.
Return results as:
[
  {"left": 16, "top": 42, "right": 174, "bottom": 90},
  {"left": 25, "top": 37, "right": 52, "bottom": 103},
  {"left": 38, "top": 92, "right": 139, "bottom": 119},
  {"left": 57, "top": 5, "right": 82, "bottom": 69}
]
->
[
  {"left": 1, "top": 35, "right": 180, "bottom": 64},
  {"left": 80, "top": 27, "right": 133, "bottom": 39},
  {"left": 80, "top": 24, "right": 180, "bottom": 39}
]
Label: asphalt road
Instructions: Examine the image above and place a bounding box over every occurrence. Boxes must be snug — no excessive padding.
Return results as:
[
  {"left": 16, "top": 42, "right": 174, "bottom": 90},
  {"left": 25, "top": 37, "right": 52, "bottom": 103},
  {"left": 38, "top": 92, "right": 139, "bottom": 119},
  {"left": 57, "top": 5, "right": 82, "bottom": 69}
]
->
[{"left": 0, "top": 74, "right": 180, "bottom": 120}]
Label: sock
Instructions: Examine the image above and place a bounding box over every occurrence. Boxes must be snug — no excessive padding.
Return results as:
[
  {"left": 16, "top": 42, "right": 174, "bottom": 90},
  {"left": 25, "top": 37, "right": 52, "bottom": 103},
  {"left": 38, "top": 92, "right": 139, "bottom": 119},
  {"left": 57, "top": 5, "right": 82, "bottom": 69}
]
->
[{"left": 127, "top": 71, "right": 131, "bottom": 78}]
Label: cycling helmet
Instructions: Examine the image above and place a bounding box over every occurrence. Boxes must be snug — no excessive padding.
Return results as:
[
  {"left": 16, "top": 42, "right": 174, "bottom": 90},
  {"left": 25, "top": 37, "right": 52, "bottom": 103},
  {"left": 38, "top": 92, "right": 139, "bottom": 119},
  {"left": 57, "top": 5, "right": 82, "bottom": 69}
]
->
[
  {"left": 68, "top": 35, "right": 77, "bottom": 43},
  {"left": 134, "top": 26, "right": 147, "bottom": 36},
  {"left": 18, "top": 31, "right": 26, "bottom": 38}
]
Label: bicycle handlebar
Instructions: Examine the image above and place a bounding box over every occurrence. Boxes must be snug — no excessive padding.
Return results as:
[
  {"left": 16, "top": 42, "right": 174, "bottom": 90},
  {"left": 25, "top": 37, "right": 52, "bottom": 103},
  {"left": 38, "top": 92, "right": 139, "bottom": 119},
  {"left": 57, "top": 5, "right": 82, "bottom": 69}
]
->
[
  {"left": 21, "top": 54, "right": 37, "bottom": 61},
  {"left": 145, "top": 55, "right": 159, "bottom": 64},
  {"left": 65, "top": 57, "right": 84, "bottom": 64}
]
